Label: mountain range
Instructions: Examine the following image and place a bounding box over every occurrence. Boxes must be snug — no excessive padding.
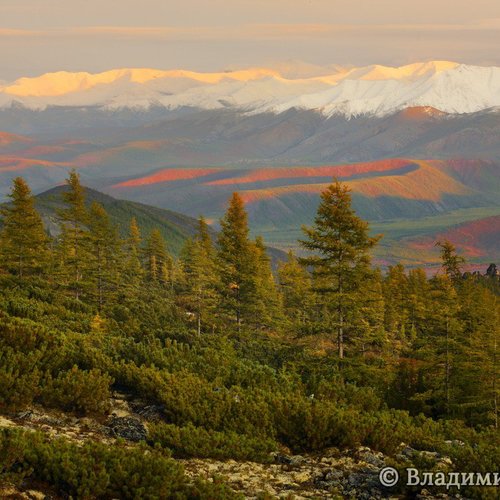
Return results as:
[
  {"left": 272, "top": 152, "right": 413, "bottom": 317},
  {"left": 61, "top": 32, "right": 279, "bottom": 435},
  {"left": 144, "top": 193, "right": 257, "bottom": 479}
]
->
[
  {"left": 1, "top": 61, "right": 499, "bottom": 117},
  {"left": 0, "top": 61, "right": 499, "bottom": 268}
]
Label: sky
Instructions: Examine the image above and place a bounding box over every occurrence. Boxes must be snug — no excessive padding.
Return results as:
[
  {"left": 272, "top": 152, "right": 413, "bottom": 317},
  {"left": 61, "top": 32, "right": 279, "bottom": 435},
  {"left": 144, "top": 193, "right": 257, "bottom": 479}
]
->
[{"left": 1, "top": 0, "right": 499, "bottom": 80}]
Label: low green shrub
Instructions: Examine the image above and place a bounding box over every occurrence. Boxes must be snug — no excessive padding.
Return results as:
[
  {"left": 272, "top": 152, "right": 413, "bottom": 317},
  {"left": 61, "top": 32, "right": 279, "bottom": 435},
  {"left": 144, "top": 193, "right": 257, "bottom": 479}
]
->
[
  {"left": 0, "top": 430, "right": 32, "bottom": 487},
  {"left": 0, "top": 348, "right": 42, "bottom": 410},
  {"left": 0, "top": 428, "right": 241, "bottom": 499},
  {"left": 188, "top": 476, "right": 244, "bottom": 499},
  {"left": 41, "top": 366, "right": 113, "bottom": 415},
  {"left": 148, "top": 422, "right": 276, "bottom": 462}
]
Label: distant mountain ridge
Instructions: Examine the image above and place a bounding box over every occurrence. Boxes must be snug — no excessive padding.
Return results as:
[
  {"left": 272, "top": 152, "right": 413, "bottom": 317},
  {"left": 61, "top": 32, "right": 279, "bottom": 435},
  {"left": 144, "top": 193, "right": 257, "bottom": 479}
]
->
[
  {"left": 1, "top": 61, "right": 500, "bottom": 117},
  {"left": 33, "top": 185, "right": 288, "bottom": 266},
  {"left": 35, "top": 185, "right": 210, "bottom": 256},
  {"left": 0, "top": 62, "right": 498, "bottom": 267}
]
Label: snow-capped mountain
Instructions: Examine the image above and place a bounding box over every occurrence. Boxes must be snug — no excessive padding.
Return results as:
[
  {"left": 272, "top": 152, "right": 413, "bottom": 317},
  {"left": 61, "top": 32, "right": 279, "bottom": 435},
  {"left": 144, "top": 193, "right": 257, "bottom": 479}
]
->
[{"left": 1, "top": 61, "right": 499, "bottom": 117}]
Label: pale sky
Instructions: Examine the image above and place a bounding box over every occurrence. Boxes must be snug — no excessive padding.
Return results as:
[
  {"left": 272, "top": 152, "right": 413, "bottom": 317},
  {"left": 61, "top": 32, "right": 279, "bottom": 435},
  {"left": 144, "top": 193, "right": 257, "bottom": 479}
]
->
[{"left": 1, "top": 0, "right": 499, "bottom": 80}]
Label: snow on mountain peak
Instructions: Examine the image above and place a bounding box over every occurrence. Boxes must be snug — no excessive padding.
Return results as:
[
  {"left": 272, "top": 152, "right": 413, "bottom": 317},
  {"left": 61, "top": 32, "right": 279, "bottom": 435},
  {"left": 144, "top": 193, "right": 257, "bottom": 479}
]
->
[{"left": 0, "top": 61, "right": 498, "bottom": 117}]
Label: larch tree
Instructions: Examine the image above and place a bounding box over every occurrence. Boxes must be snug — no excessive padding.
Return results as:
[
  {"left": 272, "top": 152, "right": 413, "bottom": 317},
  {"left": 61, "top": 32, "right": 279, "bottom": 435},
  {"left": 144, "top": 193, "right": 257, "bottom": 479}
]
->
[
  {"left": 417, "top": 275, "right": 462, "bottom": 418},
  {"left": 88, "top": 202, "right": 121, "bottom": 310},
  {"left": 57, "top": 170, "right": 90, "bottom": 300},
  {"left": 436, "top": 240, "right": 465, "bottom": 281},
  {"left": 406, "top": 268, "right": 430, "bottom": 339},
  {"left": 355, "top": 268, "right": 386, "bottom": 357},
  {"left": 216, "top": 192, "right": 258, "bottom": 329},
  {"left": 383, "top": 264, "right": 410, "bottom": 341},
  {"left": 300, "top": 179, "right": 381, "bottom": 360},
  {"left": 180, "top": 216, "right": 219, "bottom": 334},
  {"left": 251, "top": 236, "right": 283, "bottom": 329},
  {"left": 195, "top": 215, "right": 214, "bottom": 255},
  {"left": 278, "top": 251, "right": 315, "bottom": 334},
  {"left": 145, "top": 228, "right": 172, "bottom": 287},
  {"left": 0, "top": 177, "right": 49, "bottom": 279},
  {"left": 125, "top": 217, "right": 144, "bottom": 284},
  {"left": 455, "top": 277, "right": 499, "bottom": 428}
]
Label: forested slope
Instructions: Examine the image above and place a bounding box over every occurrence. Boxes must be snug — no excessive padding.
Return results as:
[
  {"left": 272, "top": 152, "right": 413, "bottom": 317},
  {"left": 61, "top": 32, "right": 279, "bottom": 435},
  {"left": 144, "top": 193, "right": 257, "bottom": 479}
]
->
[{"left": 0, "top": 172, "right": 498, "bottom": 499}]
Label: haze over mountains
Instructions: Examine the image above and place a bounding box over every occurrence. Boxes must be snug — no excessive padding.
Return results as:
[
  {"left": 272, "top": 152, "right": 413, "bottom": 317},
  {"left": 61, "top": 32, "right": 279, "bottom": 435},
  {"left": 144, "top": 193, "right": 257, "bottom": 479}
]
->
[{"left": 0, "top": 61, "right": 499, "bottom": 267}]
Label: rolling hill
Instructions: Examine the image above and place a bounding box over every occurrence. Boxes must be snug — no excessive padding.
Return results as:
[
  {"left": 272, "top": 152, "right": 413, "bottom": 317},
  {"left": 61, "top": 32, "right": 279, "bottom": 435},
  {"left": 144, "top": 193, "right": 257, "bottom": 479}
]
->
[
  {"left": 0, "top": 62, "right": 498, "bottom": 267},
  {"left": 407, "top": 215, "right": 500, "bottom": 260},
  {"left": 34, "top": 185, "right": 213, "bottom": 256},
  {"left": 34, "top": 185, "right": 288, "bottom": 266}
]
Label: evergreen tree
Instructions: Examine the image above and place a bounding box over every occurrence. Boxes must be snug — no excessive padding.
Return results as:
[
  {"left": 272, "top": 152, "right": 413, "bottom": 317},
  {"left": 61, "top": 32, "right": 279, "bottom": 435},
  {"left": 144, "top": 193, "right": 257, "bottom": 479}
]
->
[
  {"left": 356, "top": 268, "right": 386, "bottom": 357},
  {"left": 251, "top": 236, "right": 283, "bottom": 329},
  {"left": 406, "top": 268, "right": 429, "bottom": 339},
  {"left": 278, "top": 251, "right": 314, "bottom": 333},
  {"left": 57, "top": 170, "right": 90, "bottom": 300},
  {"left": 383, "top": 264, "right": 410, "bottom": 342},
  {"left": 415, "top": 275, "right": 462, "bottom": 418},
  {"left": 436, "top": 240, "right": 465, "bottom": 281},
  {"left": 455, "top": 278, "right": 499, "bottom": 427},
  {"left": 0, "top": 177, "right": 49, "bottom": 279},
  {"left": 195, "top": 215, "right": 213, "bottom": 255},
  {"left": 216, "top": 193, "right": 258, "bottom": 329},
  {"left": 300, "top": 180, "right": 381, "bottom": 360},
  {"left": 124, "top": 217, "right": 144, "bottom": 284},
  {"left": 88, "top": 202, "right": 121, "bottom": 310},
  {"left": 145, "top": 229, "right": 173, "bottom": 286},
  {"left": 180, "top": 217, "right": 219, "bottom": 334}
]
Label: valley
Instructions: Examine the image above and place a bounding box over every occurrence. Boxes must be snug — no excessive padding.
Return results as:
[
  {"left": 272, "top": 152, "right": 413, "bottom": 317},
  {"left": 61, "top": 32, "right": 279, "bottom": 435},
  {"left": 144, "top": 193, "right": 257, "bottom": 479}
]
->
[
  {"left": 0, "top": 62, "right": 499, "bottom": 267},
  {"left": 1, "top": 134, "right": 498, "bottom": 266}
]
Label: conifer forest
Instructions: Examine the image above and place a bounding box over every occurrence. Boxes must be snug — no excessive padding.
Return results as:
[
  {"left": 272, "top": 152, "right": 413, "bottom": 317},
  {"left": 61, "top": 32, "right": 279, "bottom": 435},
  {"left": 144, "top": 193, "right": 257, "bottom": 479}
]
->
[{"left": 0, "top": 171, "right": 498, "bottom": 499}]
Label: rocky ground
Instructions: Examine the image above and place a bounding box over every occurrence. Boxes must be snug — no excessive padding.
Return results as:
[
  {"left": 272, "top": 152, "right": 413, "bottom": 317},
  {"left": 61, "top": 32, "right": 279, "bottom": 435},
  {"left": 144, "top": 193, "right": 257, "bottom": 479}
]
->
[
  {"left": 181, "top": 447, "right": 461, "bottom": 499},
  {"left": 0, "top": 394, "right": 464, "bottom": 499}
]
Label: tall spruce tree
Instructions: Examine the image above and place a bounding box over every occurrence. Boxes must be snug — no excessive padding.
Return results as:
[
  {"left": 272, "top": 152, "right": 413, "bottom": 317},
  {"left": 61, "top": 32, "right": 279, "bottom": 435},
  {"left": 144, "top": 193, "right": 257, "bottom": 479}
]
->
[
  {"left": 383, "top": 264, "right": 410, "bottom": 341},
  {"left": 356, "top": 268, "right": 386, "bottom": 357},
  {"left": 0, "top": 177, "right": 49, "bottom": 279},
  {"left": 216, "top": 193, "right": 258, "bottom": 329},
  {"left": 57, "top": 170, "right": 90, "bottom": 300},
  {"left": 415, "top": 275, "right": 462, "bottom": 418},
  {"left": 455, "top": 277, "right": 499, "bottom": 427},
  {"left": 251, "top": 236, "right": 283, "bottom": 329},
  {"left": 145, "top": 228, "right": 172, "bottom": 286},
  {"left": 180, "top": 217, "right": 219, "bottom": 334},
  {"left": 278, "top": 251, "right": 315, "bottom": 334},
  {"left": 436, "top": 240, "right": 465, "bottom": 281},
  {"left": 300, "top": 180, "right": 381, "bottom": 360},
  {"left": 406, "top": 268, "right": 429, "bottom": 339},
  {"left": 125, "top": 217, "right": 144, "bottom": 284},
  {"left": 195, "top": 216, "right": 213, "bottom": 254},
  {"left": 88, "top": 202, "right": 121, "bottom": 310}
]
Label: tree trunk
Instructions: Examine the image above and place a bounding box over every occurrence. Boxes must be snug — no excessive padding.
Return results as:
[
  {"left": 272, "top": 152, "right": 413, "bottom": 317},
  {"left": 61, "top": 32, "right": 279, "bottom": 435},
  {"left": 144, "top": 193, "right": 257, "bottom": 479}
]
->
[
  {"left": 235, "top": 285, "right": 241, "bottom": 332},
  {"left": 97, "top": 245, "right": 103, "bottom": 312},
  {"left": 445, "top": 317, "right": 450, "bottom": 415},
  {"left": 74, "top": 222, "right": 80, "bottom": 301},
  {"left": 494, "top": 331, "right": 498, "bottom": 429},
  {"left": 338, "top": 274, "right": 344, "bottom": 360},
  {"left": 339, "top": 312, "right": 344, "bottom": 359},
  {"left": 197, "top": 292, "right": 202, "bottom": 336},
  {"left": 18, "top": 250, "right": 23, "bottom": 279}
]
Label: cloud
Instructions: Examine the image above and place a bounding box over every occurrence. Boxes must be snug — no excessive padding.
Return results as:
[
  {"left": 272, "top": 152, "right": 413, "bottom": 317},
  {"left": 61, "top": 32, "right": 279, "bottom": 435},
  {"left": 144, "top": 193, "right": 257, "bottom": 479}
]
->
[
  {"left": 0, "top": 20, "right": 498, "bottom": 42},
  {"left": 0, "top": 28, "right": 45, "bottom": 37},
  {"left": 1, "top": 19, "right": 498, "bottom": 80}
]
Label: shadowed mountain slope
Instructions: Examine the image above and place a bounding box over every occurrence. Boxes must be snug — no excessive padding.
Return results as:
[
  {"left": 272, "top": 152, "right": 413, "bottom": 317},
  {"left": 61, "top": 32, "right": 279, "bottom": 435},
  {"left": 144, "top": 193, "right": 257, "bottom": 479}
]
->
[{"left": 35, "top": 185, "right": 212, "bottom": 256}]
